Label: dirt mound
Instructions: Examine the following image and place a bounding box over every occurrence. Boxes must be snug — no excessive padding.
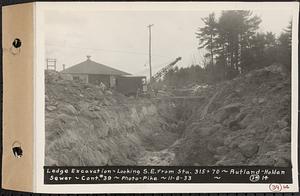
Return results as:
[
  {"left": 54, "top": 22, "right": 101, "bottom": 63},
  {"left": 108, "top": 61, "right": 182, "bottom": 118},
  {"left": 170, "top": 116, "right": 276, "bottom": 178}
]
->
[
  {"left": 45, "top": 71, "right": 179, "bottom": 166},
  {"left": 172, "top": 64, "right": 291, "bottom": 166}
]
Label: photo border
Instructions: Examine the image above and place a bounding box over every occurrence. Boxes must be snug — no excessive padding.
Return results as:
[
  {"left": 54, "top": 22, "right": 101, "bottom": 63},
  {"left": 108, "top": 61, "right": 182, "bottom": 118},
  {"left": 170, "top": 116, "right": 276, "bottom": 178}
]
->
[{"left": 34, "top": 1, "right": 299, "bottom": 193}]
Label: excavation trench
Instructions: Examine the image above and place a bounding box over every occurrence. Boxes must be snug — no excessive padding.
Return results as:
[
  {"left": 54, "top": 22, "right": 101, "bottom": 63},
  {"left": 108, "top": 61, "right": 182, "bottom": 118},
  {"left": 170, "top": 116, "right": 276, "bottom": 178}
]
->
[
  {"left": 132, "top": 98, "right": 202, "bottom": 166},
  {"left": 45, "top": 70, "right": 210, "bottom": 167},
  {"left": 45, "top": 93, "right": 203, "bottom": 166},
  {"left": 46, "top": 67, "right": 292, "bottom": 167}
]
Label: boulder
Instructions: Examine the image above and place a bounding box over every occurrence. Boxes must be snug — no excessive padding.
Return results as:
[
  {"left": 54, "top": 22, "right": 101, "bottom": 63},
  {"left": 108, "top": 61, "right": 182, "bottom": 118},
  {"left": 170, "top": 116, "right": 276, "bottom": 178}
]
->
[
  {"left": 214, "top": 103, "right": 243, "bottom": 123},
  {"left": 277, "top": 119, "right": 288, "bottom": 129},
  {"left": 199, "top": 124, "right": 222, "bottom": 137},
  {"left": 238, "top": 141, "right": 259, "bottom": 158},
  {"left": 252, "top": 98, "right": 258, "bottom": 104},
  {"left": 88, "top": 105, "right": 101, "bottom": 111},
  {"left": 46, "top": 105, "right": 57, "bottom": 111},
  {"left": 211, "top": 124, "right": 223, "bottom": 133},
  {"left": 258, "top": 98, "right": 265, "bottom": 104},
  {"left": 264, "top": 63, "right": 284, "bottom": 74},
  {"left": 56, "top": 113, "right": 78, "bottom": 128},
  {"left": 235, "top": 112, "right": 247, "bottom": 122},
  {"left": 228, "top": 119, "right": 241, "bottom": 131},
  {"left": 215, "top": 152, "right": 246, "bottom": 166},
  {"left": 280, "top": 127, "right": 291, "bottom": 143},
  {"left": 216, "top": 146, "right": 229, "bottom": 155},
  {"left": 59, "top": 103, "right": 77, "bottom": 115},
  {"left": 275, "top": 158, "right": 290, "bottom": 167},
  {"left": 239, "top": 113, "right": 255, "bottom": 129},
  {"left": 222, "top": 103, "right": 243, "bottom": 111},
  {"left": 105, "top": 90, "right": 113, "bottom": 95}
]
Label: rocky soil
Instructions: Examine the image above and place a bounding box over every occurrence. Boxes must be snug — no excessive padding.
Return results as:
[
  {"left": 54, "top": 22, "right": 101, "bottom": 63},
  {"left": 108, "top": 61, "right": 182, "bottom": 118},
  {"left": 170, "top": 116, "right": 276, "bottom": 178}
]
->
[
  {"left": 172, "top": 64, "right": 291, "bottom": 166},
  {"left": 45, "top": 71, "right": 180, "bottom": 166},
  {"left": 45, "top": 64, "right": 291, "bottom": 167}
]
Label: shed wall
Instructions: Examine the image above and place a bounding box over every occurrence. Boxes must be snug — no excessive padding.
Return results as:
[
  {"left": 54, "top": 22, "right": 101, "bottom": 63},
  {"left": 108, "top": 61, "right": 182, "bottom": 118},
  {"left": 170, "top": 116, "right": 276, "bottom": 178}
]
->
[
  {"left": 116, "top": 77, "right": 145, "bottom": 96},
  {"left": 71, "top": 73, "right": 88, "bottom": 83},
  {"left": 88, "top": 74, "right": 111, "bottom": 87}
]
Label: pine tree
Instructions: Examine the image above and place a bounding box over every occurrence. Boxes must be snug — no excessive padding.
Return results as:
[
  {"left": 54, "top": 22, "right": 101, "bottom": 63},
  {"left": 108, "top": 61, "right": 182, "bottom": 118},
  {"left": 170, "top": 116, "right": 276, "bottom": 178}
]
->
[
  {"left": 277, "top": 21, "right": 292, "bottom": 72},
  {"left": 217, "top": 10, "right": 261, "bottom": 77},
  {"left": 196, "top": 13, "right": 218, "bottom": 68}
]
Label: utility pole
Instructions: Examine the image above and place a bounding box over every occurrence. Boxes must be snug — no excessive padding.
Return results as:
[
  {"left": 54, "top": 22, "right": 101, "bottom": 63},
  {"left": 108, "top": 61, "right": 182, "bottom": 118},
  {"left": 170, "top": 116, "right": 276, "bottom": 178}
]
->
[{"left": 147, "top": 24, "right": 154, "bottom": 83}]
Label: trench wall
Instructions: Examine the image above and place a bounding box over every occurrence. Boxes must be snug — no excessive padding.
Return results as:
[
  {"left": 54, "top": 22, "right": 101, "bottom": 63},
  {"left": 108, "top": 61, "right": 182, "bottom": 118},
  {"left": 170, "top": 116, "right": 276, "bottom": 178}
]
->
[{"left": 45, "top": 91, "right": 181, "bottom": 166}]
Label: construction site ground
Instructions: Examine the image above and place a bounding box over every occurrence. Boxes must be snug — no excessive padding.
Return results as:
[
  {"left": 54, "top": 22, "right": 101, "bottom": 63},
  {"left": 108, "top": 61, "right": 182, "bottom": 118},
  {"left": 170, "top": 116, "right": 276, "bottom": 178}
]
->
[{"left": 45, "top": 64, "right": 291, "bottom": 167}]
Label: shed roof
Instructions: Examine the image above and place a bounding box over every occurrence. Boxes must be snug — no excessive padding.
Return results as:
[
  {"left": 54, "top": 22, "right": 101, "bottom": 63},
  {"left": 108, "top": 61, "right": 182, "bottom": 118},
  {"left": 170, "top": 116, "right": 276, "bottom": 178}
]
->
[
  {"left": 61, "top": 56, "right": 130, "bottom": 75},
  {"left": 120, "top": 75, "right": 146, "bottom": 78}
]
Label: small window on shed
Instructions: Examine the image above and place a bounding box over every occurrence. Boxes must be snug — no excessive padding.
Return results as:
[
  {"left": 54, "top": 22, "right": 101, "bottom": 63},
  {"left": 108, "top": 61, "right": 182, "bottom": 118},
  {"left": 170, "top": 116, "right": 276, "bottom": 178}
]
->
[{"left": 73, "top": 76, "right": 80, "bottom": 81}]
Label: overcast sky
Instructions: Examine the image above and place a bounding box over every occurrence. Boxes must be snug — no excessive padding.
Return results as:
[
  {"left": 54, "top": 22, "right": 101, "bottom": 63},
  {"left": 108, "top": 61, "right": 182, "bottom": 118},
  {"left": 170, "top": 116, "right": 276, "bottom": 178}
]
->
[{"left": 45, "top": 7, "right": 292, "bottom": 77}]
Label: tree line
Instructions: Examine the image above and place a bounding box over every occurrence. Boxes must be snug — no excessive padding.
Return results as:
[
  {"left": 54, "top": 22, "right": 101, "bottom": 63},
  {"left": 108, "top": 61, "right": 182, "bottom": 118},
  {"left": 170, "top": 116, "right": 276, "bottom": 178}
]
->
[{"left": 163, "top": 10, "right": 292, "bottom": 87}]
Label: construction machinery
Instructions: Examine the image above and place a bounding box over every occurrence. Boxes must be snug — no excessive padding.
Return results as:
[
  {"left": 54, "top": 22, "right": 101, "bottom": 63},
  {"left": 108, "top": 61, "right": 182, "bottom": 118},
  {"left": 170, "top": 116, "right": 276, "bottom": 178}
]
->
[
  {"left": 151, "top": 57, "right": 182, "bottom": 82},
  {"left": 136, "top": 57, "right": 182, "bottom": 98},
  {"left": 148, "top": 57, "right": 182, "bottom": 96}
]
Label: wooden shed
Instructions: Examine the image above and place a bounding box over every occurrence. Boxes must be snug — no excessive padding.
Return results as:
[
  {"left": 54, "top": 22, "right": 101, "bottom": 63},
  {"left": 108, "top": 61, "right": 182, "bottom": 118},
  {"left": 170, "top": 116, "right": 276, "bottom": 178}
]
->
[
  {"left": 61, "top": 56, "right": 129, "bottom": 88},
  {"left": 61, "top": 56, "right": 146, "bottom": 96}
]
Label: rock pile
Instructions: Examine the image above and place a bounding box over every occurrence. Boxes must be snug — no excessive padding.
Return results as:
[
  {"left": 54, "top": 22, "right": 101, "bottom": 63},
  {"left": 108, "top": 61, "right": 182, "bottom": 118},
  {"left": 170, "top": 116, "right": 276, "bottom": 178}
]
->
[
  {"left": 45, "top": 70, "right": 179, "bottom": 166},
  {"left": 172, "top": 64, "right": 291, "bottom": 167}
]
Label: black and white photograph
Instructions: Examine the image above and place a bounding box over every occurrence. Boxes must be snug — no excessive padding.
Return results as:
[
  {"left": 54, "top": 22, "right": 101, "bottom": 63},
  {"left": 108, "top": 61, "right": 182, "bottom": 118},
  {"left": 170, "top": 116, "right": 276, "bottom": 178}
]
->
[
  {"left": 44, "top": 3, "right": 294, "bottom": 170},
  {"left": 2, "top": 1, "right": 299, "bottom": 194}
]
